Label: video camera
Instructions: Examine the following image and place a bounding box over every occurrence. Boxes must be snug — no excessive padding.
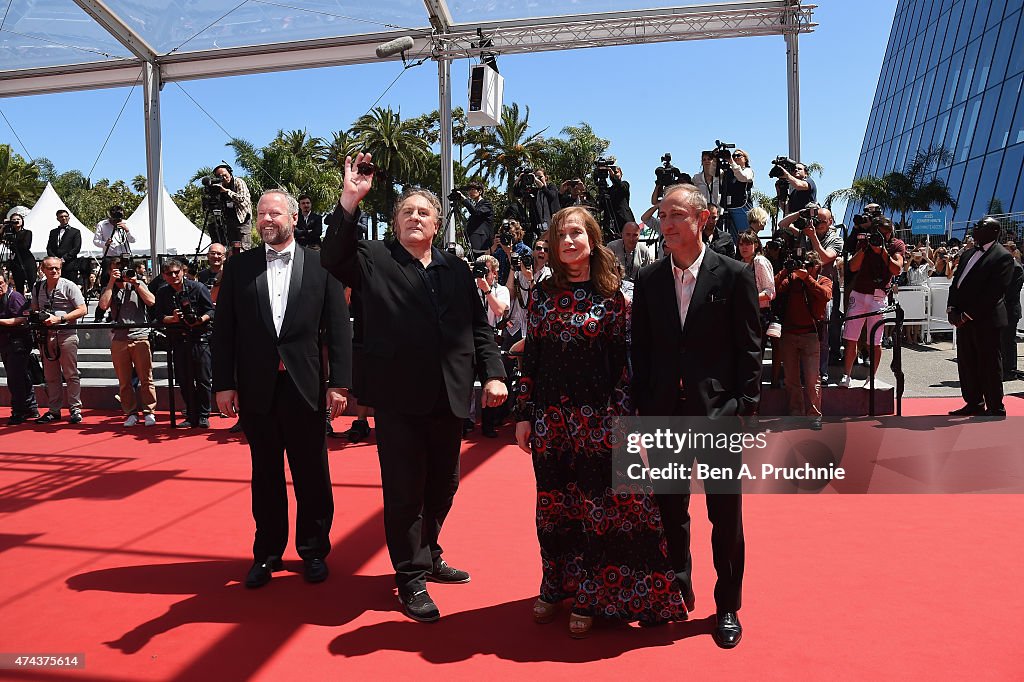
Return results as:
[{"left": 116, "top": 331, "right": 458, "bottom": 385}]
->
[
  {"left": 654, "top": 153, "right": 690, "bottom": 187},
  {"left": 593, "top": 157, "right": 617, "bottom": 185},
  {"left": 710, "top": 140, "right": 735, "bottom": 170},
  {"left": 0, "top": 220, "right": 15, "bottom": 244},
  {"left": 201, "top": 175, "right": 227, "bottom": 195},
  {"left": 768, "top": 156, "right": 799, "bottom": 179},
  {"left": 513, "top": 167, "right": 538, "bottom": 196},
  {"left": 448, "top": 188, "right": 464, "bottom": 203}
]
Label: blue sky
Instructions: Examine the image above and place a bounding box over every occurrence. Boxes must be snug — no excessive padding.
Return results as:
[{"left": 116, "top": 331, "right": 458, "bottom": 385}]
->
[{"left": 0, "top": 1, "right": 897, "bottom": 222}]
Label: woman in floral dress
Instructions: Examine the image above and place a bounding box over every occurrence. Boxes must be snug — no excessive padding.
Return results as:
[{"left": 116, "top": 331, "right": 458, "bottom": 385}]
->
[{"left": 513, "top": 207, "right": 686, "bottom": 638}]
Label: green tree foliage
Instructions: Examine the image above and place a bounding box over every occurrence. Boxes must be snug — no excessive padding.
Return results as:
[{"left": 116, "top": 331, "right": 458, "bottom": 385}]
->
[
  {"left": 539, "top": 122, "right": 610, "bottom": 198},
  {"left": 0, "top": 144, "right": 44, "bottom": 209},
  {"left": 468, "top": 103, "right": 547, "bottom": 196}
]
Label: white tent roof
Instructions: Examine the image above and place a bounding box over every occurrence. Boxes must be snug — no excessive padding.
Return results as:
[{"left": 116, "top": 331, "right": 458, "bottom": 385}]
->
[
  {"left": 126, "top": 188, "right": 207, "bottom": 256},
  {"left": 23, "top": 183, "right": 97, "bottom": 258}
]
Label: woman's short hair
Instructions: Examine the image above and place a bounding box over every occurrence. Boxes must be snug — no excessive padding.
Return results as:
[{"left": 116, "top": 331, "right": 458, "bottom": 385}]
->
[{"left": 747, "top": 206, "right": 770, "bottom": 229}]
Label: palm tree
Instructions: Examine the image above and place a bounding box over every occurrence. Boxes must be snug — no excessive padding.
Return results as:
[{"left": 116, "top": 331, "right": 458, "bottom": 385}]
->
[
  {"left": 831, "top": 145, "right": 957, "bottom": 228},
  {"left": 352, "top": 106, "right": 432, "bottom": 236},
  {"left": 541, "top": 122, "right": 610, "bottom": 191},
  {"left": 468, "top": 103, "right": 547, "bottom": 195},
  {"left": 324, "top": 130, "right": 361, "bottom": 170},
  {"left": 0, "top": 144, "right": 43, "bottom": 208},
  {"left": 132, "top": 174, "right": 148, "bottom": 193}
]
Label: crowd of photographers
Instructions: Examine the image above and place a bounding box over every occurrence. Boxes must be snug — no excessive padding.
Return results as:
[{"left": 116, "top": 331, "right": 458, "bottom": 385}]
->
[{"left": 2, "top": 146, "right": 1020, "bottom": 429}]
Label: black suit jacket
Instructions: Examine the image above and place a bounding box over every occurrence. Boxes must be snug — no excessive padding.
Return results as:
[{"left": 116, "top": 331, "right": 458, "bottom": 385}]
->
[
  {"left": 631, "top": 247, "right": 762, "bottom": 417},
  {"left": 948, "top": 242, "right": 1015, "bottom": 328},
  {"left": 295, "top": 212, "right": 324, "bottom": 248},
  {"left": 212, "top": 244, "right": 351, "bottom": 415},
  {"left": 321, "top": 207, "right": 505, "bottom": 418},
  {"left": 46, "top": 226, "right": 82, "bottom": 264},
  {"left": 461, "top": 197, "right": 494, "bottom": 252}
]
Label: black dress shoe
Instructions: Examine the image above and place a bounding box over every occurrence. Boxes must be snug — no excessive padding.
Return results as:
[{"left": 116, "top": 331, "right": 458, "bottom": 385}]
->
[
  {"left": 427, "top": 558, "right": 470, "bottom": 584},
  {"left": 399, "top": 589, "right": 440, "bottom": 622},
  {"left": 303, "top": 557, "right": 329, "bottom": 583},
  {"left": 348, "top": 419, "right": 371, "bottom": 443},
  {"left": 462, "top": 418, "right": 475, "bottom": 436},
  {"left": 7, "top": 415, "right": 27, "bottom": 426},
  {"left": 229, "top": 421, "right": 243, "bottom": 433},
  {"left": 245, "top": 558, "right": 283, "bottom": 588},
  {"left": 984, "top": 407, "right": 1007, "bottom": 417},
  {"left": 948, "top": 404, "right": 985, "bottom": 416},
  {"left": 713, "top": 611, "right": 742, "bottom": 649},
  {"left": 482, "top": 427, "right": 499, "bottom": 438}
]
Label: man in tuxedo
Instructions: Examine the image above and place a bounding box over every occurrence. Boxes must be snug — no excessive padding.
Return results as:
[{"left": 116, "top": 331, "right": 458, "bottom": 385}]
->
[
  {"left": 295, "top": 194, "right": 324, "bottom": 249},
  {"left": 947, "top": 216, "right": 1015, "bottom": 417},
  {"left": 322, "top": 153, "right": 506, "bottom": 623},
  {"left": 454, "top": 181, "right": 493, "bottom": 256},
  {"left": 46, "top": 210, "right": 83, "bottom": 286},
  {"left": 631, "top": 183, "right": 761, "bottom": 649},
  {"left": 213, "top": 189, "right": 352, "bottom": 588}
]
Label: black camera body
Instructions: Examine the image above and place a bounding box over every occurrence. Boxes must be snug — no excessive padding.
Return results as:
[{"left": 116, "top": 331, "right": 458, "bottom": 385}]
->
[
  {"left": 472, "top": 261, "right": 490, "bottom": 279},
  {"left": 174, "top": 291, "right": 200, "bottom": 326},
  {"left": 768, "top": 156, "right": 799, "bottom": 179},
  {"left": 513, "top": 167, "right": 537, "bottom": 196},
  {"left": 783, "top": 253, "right": 808, "bottom": 273},
  {"left": 793, "top": 202, "right": 823, "bottom": 231},
  {"left": 498, "top": 220, "right": 514, "bottom": 247},
  {"left": 593, "top": 157, "right": 616, "bottom": 185},
  {"left": 712, "top": 140, "right": 735, "bottom": 170},
  {"left": 28, "top": 309, "right": 53, "bottom": 325},
  {"left": 109, "top": 209, "right": 125, "bottom": 223},
  {"left": 201, "top": 175, "right": 227, "bottom": 194},
  {"left": 0, "top": 221, "right": 15, "bottom": 244},
  {"left": 448, "top": 188, "right": 463, "bottom": 203},
  {"left": 655, "top": 152, "right": 691, "bottom": 187}
]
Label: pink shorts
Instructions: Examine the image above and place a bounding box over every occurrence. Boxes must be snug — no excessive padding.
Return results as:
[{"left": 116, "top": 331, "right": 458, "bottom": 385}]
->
[{"left": 843, "top": 290, "right": 887, "bottom": 345}]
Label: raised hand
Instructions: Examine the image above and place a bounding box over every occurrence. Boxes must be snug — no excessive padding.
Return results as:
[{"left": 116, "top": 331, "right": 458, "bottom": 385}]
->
[{"left": 340, "top": 152, "right": 374, "bottom": 215}]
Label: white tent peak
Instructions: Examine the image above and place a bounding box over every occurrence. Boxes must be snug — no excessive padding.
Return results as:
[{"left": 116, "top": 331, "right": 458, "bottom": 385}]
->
[
  {"left": 24, "top": 183, "right": 96, "bottom": 258},
  {"left": 127, "top": 188, "right": 207, "bottom": 256}
]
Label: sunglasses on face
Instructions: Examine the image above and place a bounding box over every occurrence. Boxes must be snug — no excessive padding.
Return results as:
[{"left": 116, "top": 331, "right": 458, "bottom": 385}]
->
[{"left": 164, "top": 270, "right": 182, "bottom": 276}]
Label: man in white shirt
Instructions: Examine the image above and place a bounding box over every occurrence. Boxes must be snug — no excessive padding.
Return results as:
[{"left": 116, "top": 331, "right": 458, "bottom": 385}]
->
[
  {"left": 474, "top": 254, "right": 510, "bottom": 438},
  {"left": 94, "top": 205, "right": 136, "bottom": 288}
]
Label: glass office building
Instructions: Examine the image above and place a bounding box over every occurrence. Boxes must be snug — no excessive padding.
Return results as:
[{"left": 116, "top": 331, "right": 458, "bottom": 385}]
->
[{"left": 849, "top": 0, "right": 1024, "bottom": 230}]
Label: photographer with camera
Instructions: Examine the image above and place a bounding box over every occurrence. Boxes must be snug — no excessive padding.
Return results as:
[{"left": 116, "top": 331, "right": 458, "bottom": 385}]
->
[
  {"left": 721, "top": 149, "right": 755, "bottom": 239},
  {"left": 770, "top": 159, "right": 817, "bottom": 213},
  {"left": 838, "top": 215, "right": 905, "bottom": 388},
  {"left": 530, "top": 169, "right": 560, "bottom": 237},
  {"left": 451, "top": 181, "right": 494, "bottom": 255},
  {"left": 206, "top": 164, "right": 253, "bottom": 250},
  {"left": 599, "top": 159, "right": 635, "bottom": 234},
  {"left": 93, "top": 205, "right": 135, "bottom": 287},
  {"left": 779, "top": 203, "right": 842, "bottom": 382},
  {"left": 46, "top": 210, "right": 83, "bottom": 287},
  {"left": 98, "top": 256, "right": 157, "bottom": 427},
  {"left": 30, "top": 257, "right": 88, "bottom": 424},
  {"left": 774, "top": 250, "right": 832, "bottom": 429},
  {"left": 2, "top": 210, "right": 36, "bottom": 294},
  {"left": 0, "top": 275, "right": 39, "bottom": 425},
  {"left": 558, "top": 178, "right": 592, "bottom": 209},
  {"left": 505, "top": 238, "right": 550, "bottom": 349},
  {"left": 295, "top": 194, "right": 324, "bottom": 249},
  {"left": 489, "top": 218, "right": 531, "bottom": 285},
  {"left": 155, "top": 258, "right": 215, "bottom": 428},
  {"left": 472, "top": 254, "right": 510, "bottom": 438}
]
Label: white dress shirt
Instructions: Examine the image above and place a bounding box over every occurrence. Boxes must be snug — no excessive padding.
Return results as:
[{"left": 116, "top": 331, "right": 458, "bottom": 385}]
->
[
  {"left": 266, "top": 241, "right": 296, "bottom": 335},
  {"left": 671, "top": 245, "right": 707, "bottom": 333},
  {"left": 958, "top": 240, "right": 994, "bottom": 283}
]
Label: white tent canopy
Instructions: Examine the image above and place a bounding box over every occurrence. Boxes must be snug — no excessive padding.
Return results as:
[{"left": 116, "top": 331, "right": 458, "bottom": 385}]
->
[
  {"left": 23, "top": 183, "right": 97, "bottom": 259},
  {"left": 126, "top": 188, "right": 207, "bottom": 256}
]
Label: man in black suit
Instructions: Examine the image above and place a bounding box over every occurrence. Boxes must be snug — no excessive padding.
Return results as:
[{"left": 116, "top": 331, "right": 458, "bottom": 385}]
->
[
  {"left": 46, "top": 210, "right": 83, "bottom": 286},
  {"left": 947, "top": 217, "right": 1015, "bottom": 417},
  {"left": 295, "top": 194, "right": 324, "bottom": 249},
  {"left": 631, "top": 183, "right": 761, "bottom": 649},
  {"left": 213, "top": 189, "right": 352, "bottom": 588},
  {"left": 321, "top": 153, "right": 506, "bottom": 623},
  {"left": 1000, "top": 249, "right": 1023, "bottom": 381}
]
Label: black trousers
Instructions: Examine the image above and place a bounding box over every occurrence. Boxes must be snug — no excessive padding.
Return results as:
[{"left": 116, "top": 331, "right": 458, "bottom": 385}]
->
[
  {"left": 374, "top": 407, "right": 462, "bottom": 595},
  {"left": 958, "top": 322, "right": 1004, "bottom": 411},
  {"left": 0, "top": 337, "right": 38, "bottom": 416},
  {"left": 240, "top": 371, "right": 333, "bottom": 561},
  {"left": 654, "top": 405, "right": 745, "bottom": 614},
  {"left": 1000, "top": 317, "right": 1019, "bottom": 376},
  {"left": 171, "top": 338, "right": 211, "bottom": 423}
]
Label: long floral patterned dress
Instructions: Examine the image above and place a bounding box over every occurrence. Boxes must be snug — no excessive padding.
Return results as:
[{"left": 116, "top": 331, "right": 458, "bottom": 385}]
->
[{"left": 513, "top": 281, "right": 686, "bottom": 623}]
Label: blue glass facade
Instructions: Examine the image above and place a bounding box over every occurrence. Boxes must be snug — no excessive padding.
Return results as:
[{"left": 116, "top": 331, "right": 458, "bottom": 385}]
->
[{"left": 849, "top": 0, "right": 1024, "bottom": 226}]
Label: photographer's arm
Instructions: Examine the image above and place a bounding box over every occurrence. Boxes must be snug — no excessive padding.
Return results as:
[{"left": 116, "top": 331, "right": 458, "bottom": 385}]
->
[
  {"left": 730, "top": 163, "right": 754, "bottom": 184},
  {"left": 887, "top": 250, "right": 904, "bottom": 276},
  {"left": 97, "top": 280, "right": 116, "bottom": 311},
  {"left": 777, "top": 210, "right": 801, "bottom": 236},
  {"left": 641, "top": 203, "right": 659, "bottom": 224},
  {"left": 783, "top": 170, "right": 809, "bottom": 191},
  {"left": 848, "top": 247, "right": 866, "bottom": 273},
  {"left": 135, "top": 281, "right": 156, "bottom": 307},
  {"left": 809, "top": 231, "right": 838, "bottom": 267}
]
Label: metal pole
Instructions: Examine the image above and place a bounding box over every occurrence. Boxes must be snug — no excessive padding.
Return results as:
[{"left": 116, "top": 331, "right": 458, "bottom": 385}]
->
[
  {"left": 438, "top": 54, "right": 455, "bottom": 243},
  {"left": 142, "top": 62, "right": 164, "bottom": 263},
  {"left": 784, "top": 3, "right": 802, "bottom": 162}
]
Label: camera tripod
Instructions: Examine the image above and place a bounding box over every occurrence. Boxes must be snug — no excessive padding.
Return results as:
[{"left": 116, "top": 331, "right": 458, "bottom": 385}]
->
[{"left": 594, "top": 183, "right": 621, "bottom": 242}]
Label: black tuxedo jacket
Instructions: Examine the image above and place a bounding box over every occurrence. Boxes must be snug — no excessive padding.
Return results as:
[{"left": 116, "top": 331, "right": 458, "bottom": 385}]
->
[
  {"left": 461, "top": 197, "right": 494, "bottom": 252},
  {"left": 948, "top": 242, "right": 1015, "bottom": 328},
  {"left": 295, "top": 211, "right": 324, "bottom": 248},
  {"left": 321, "top": 206, "right": 505, "bottom": 418},
  {"left": 212, "top": 244, "right": 351, "bottom": 415},
  {"left": 46, "top": 226, "right": 82, "bottom": 264},
  {"left": 631, "top": 247, "right": 762, "bottom": 417}
]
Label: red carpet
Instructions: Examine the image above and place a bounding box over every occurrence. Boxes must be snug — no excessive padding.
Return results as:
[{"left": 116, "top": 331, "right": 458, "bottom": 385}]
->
[{"left": 0, "top": 403, "right": 1022, "bottom": 680}]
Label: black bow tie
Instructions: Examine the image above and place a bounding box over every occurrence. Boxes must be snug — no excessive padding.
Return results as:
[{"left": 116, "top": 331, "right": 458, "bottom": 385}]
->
[{"left": 266, "top": 250, "right": 291, "bottom": 264}]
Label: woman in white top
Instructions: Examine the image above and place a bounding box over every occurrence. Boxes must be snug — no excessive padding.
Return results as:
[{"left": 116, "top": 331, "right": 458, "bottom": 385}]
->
[{"left": 904, "top": 250, "right": 933, "bottom": 344}]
